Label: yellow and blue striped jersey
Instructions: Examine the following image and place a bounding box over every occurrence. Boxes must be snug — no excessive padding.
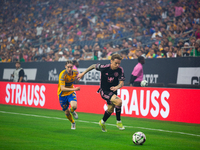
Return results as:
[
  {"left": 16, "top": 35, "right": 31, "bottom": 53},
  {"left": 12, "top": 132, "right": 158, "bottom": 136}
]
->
[{"left": 57, "top": 69, "right": 78, "bottom": 96}]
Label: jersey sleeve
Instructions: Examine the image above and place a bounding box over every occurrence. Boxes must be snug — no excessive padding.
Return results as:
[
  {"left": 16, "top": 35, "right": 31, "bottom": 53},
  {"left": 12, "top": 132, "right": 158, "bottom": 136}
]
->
[
  {"left": 59, "top": 72, "right": 66, "bottom": 86},
  {"left": 73, "top": 69, "right": 79, "bottom": 76},
  {"left": 119, "top": 67, "right": 125, "bottom": 81},
  {"left": 19, "top": 69, "right": 25, "bottom": 77},
  {"left": 95, "top": 63, "right": 109, "bottom": 72}
]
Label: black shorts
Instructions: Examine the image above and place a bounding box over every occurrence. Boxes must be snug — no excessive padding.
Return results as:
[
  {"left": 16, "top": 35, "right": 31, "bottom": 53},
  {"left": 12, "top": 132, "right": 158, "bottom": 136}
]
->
[
  {"left": 133, "top": 82, "right": 141, "bottom": 87},
  {"left": 97, "top": 88, "right": 116, "bottom": 105}
]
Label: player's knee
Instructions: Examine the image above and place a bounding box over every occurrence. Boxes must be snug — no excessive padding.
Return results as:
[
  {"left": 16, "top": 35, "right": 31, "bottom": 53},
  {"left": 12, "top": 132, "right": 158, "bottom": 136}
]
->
[
  {"left": 116, "top": 99, "right": 122, "bottom": 107},
  {"left": 107, "top": 109, "right": 114, "bottom": 114},
  {"left": 65, "top": 109, "right": 70, "bottom": 116},
  {"left": 107, "top": 107, "right": 114, "bottom": 114},
  {"left": 71, "top": 106, "right": 77, "bottom": 111}
]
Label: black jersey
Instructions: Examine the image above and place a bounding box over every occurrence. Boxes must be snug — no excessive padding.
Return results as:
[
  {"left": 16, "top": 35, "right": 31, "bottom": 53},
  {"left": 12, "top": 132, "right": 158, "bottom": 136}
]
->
[{"left": 96, "top": 63, "right": 125, "bottom": 92}]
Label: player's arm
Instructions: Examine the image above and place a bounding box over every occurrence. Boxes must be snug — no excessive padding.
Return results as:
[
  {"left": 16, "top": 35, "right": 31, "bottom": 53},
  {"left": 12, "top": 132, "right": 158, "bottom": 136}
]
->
[
  {"left": 77, "top": 64, "right": 96, "bottom": 79},
  {"left": 74, "top": 70, "right": 79, "bottom": 84},
  {"left": 11, "top": 72, "right": 14, "bottom": 77},
  {"left": 19, "top": 76, "right": 23, "bottom": 82},
  {"left": 60, "top": 85, "right": 80, "bottom": 92},
  {"left": 110, "top": 80, "right": 124, "bottom": 92},
  {"left": 18, "top": 69, "right": 24, "bottom": 82}
]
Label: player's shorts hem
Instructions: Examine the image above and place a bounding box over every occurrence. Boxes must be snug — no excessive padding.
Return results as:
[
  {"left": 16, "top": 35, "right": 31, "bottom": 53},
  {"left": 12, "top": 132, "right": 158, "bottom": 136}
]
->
[
  {"left": 59, "top": 92, "right": 77, "bottom": 111},
  {"left": 97, "top": 88, "right": 115, "bottom": 105}
]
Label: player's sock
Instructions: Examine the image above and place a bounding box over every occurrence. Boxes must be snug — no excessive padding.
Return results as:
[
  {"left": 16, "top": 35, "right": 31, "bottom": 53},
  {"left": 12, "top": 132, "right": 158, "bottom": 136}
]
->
[
  {"left": 66, "top": 114, "right": 75, "bottom": 123},
  {"left": 115, "top": 106, "right": 121, "bottom": 121},
  {"left": 70, "top": 107, "right": 74, "bottom": 113},
  {"left": 102, "top": 110, "right": 111, "bottom": 122}
]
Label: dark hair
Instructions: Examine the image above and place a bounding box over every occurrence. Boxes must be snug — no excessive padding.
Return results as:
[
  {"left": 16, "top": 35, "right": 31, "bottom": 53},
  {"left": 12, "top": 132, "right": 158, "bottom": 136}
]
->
[
  {"left": 138, "top": 56, "right": 144, "bottom": 62},
  {"left": 72, "top": 60, "right": 77, "bottom": 65},
  {"left": 65, "top": 60, "right": 73, "bottom": 65},
  {"left": 111, "top": 53, "right": 122, "bottom": 60},
  {"left": 15, "top": 61, "right": 20, "bottom": 64}
]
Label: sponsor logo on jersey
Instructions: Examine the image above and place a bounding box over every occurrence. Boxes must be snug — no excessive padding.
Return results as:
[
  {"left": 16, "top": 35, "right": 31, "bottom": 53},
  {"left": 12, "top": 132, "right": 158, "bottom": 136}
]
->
[{"left": 114, "top": 72, "right": 119, "bottom": 77}]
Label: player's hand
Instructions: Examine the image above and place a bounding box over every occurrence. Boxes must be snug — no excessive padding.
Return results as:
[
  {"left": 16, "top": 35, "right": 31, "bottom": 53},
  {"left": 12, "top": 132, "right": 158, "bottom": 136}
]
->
[
  {"left": 77, "top": 73, "right": 84, "bottom": 80},
  {"left": 74, "top": 87, "right": 80, "bottom": 91},
  {"left": 110, "top": 86, "right": 118, "bottom": 92}
]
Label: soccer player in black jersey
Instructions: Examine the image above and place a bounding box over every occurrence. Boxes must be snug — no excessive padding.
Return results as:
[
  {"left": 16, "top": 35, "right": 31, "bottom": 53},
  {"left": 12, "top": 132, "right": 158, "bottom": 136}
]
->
[{"left": 78, "top": 54, "right": 125, "bottom": 132}]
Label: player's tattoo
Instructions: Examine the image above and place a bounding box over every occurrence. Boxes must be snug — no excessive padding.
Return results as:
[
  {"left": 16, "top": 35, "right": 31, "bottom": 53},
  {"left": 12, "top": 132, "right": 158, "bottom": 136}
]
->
[
  {"left": 117, "top": 84, "right": 122, "bottom": 89},
  {"left": 83, "top": 64, "right": 96, "bottom": 74},
  {"left": 117, "top": 82, "right": 123, "bottom": 89}
]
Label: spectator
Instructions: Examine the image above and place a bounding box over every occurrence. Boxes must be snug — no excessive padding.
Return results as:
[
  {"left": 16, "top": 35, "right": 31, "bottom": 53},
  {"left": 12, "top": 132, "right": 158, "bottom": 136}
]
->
[
  {"left": 151, "top": 27, "right": 162, "bottom": 40},
  {"left": 182, "top": 42, "right": 190, "bottom": 57},
  {"left": 195, "top": 24, "right": 200, "bottom": 40},
  {"left": 190, "top": 41, "right": 200, "bottom": 57},
  {"left": 177, "top": 39, "right": 184, "bottom": 48},
  {"left": 174, "top": 3, "right": 184, "bottom": 18},
  {"left": 46, "top": 54, "right": 53, "bottom": 62},
  {"left": 155, "top": 50, "right": 165, "bottom": 58},
  {"left": 44, "top": 44, "right": 51, "bottom": 53},
  {"left": 38, "top": 45, "right": 44, "bottom": 55},
  {"left": 19, "top": 53, "right": 25, "bottom": 62},
  {"left": 40, "top": 55, "right": 47, "bottom": 62},
  {"left": 36, "top": 24, "right": 43, "bottom": 37},
  {"left": 146, "top": 48, "right": 156, "bottom": 58},
  {"left": 0, "top": 0, "right": 199, "bottom": 62},
  {"left": 58, "top": 51, "right": 67, "bottom": 61},
  {"left": 81, "top": 14, "right": 90, "bottom": 31}
]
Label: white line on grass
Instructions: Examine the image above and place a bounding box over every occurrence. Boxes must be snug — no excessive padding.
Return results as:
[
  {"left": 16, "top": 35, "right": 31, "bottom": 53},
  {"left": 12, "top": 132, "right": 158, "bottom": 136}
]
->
[{"left": 0, "top": 110, "right": 200, "bottom": 137}]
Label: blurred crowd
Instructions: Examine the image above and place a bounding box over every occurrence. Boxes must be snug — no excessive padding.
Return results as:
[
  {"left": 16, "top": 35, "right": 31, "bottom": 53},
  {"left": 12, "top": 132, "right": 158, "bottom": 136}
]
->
[{"left": 0, "top": 0, "right": 200, "bottom": 63}]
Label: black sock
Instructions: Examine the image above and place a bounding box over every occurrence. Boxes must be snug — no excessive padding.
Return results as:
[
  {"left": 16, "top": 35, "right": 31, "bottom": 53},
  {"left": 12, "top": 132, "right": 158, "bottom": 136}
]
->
[
  {"left": 115, "top": 106, "right": 121, "bottom": 121},
  {"left": 102, "top": 111, "right": 111, "bottom": 122}
]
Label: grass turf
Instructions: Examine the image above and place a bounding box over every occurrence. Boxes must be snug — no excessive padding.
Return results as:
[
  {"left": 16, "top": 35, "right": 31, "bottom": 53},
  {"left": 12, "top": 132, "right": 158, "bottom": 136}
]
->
[{"left": 0, "top": 104, "right": 200, "bottom": 150}]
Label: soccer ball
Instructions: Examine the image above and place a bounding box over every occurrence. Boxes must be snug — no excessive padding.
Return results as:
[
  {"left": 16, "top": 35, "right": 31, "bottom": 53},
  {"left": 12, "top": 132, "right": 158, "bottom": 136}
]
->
[
  {"left": 132, "top": 131, "right": 146, "bottom": 145},
  {"left": 141, "top": 80, "right": 148, "bottom": 87}
]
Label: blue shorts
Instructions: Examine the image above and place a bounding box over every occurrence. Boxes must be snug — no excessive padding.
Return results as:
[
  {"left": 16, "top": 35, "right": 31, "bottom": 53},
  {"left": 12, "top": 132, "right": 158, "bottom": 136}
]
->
[{"left": 59, "top": 92, "right": 77, "bottom": 111}]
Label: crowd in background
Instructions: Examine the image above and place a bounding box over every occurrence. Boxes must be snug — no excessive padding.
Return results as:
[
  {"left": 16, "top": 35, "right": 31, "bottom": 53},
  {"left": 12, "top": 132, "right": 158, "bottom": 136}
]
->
[{"left": 0, "top": 0, "right": 200, "bottom": 63}]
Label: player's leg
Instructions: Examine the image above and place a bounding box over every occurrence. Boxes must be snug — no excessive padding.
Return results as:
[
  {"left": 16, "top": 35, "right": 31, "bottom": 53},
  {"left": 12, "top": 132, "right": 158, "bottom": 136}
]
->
[
  {"left": 70, "top": 100, "right": 78, "bottom": 119},
  {"left": 59, "top": 95, "right": 75, "bottom": 129},
  {"left": 99, "top": 104, "right": 115, "bottom": 132},
  {"left": 65, "top": 108, "right": 74, "bottom": 123},
  {"left": 110, "top": 94, "right": 125, "bottom": 130},
  {"left": 69, "top": 92, "right": 78, "bottom": 119},
  {"left": 65, "top": 108, "right": 76, "bottom": 130},
  {"left": 70, "top": 100, "right": 77, "bottom": 112},
  {"left": 98, "top": 90, "right": 116, "bottom": 132},
  {"left": 102, "top": 104, "right": 115, "bottom": 122},
  {"left": 110, "top": 94, "right": 122, "bottom": 121},
  {"left": 100, "top": 104, "right": 115, "bottom": 124}
]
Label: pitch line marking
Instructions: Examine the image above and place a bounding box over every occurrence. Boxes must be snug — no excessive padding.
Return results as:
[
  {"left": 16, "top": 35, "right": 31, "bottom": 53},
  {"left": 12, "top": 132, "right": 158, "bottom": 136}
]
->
[{"left": 0, "top": 110, "right": 200, "bottom": 137}]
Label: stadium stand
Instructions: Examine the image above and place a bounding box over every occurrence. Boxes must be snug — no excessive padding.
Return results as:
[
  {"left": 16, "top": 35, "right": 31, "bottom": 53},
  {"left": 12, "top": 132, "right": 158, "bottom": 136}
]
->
[{"left": 0, "top": 0, "right": 200, "bottom": 62}]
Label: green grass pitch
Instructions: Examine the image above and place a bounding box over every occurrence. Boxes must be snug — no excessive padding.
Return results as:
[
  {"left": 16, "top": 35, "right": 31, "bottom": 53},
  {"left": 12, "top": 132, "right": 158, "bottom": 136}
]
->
[{"left": 0, "top": 104, "right": 200, "bottom": 150}]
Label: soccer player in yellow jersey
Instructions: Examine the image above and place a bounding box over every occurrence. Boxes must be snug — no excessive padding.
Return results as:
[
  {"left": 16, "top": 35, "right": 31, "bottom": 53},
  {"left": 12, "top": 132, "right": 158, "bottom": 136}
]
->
[{"left": 57, "top": 60, "right": 80, "bottom": 129}]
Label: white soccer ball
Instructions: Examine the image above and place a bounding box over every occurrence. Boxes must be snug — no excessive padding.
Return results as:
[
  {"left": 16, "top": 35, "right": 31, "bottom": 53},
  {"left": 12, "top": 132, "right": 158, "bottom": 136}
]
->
[
  {"left": 132, "top": 131, "right": 146, "bottom": 145},
  {"left": 141, "top": 80, "right": 148, "bottom": 87}
]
